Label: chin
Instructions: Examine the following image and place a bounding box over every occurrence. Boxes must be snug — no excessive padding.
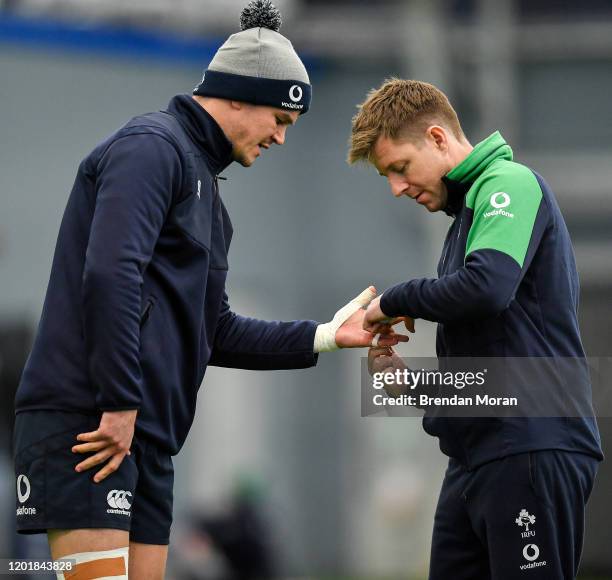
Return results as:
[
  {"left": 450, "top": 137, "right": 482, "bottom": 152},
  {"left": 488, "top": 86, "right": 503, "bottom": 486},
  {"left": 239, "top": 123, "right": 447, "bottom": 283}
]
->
[
  {"left": 234, "top": 153, "right": 255, "bottom": 167},
  {"left": 422, "top": 200, "right": 443, "bottom": 213}
]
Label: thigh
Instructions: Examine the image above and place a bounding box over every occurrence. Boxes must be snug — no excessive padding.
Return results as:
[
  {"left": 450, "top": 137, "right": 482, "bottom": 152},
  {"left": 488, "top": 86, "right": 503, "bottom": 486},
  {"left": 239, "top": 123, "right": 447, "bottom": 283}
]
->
[
  {"left": 429, "top": 460, "right": 490, "bottom": 580},
  {"left": 129, "top": 541, "right": 168, "bottom": 580},
  {"left": 471, "top": 451, "right": 599, "bottom": 580},
  {"left": 129, "top": 437, "right": 174, "bottom": 545},
  {"left": 14, "top": 411, "right": 138, "bottom": 536},
  {"left": 48, "top": 529, "right": 128, "bottom": 559},
  {"left": 48, "top": 529, "right": 129, "bottom": 579},
  {"left": 480, "top": 453, "right": 562, "bottom": 579}
]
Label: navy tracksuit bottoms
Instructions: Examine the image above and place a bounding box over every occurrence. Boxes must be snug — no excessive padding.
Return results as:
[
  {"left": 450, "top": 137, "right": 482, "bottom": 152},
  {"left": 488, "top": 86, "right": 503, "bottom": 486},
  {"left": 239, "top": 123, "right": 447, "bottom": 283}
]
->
[{"left": 429, "top": 450, "right": 599, "bottom": 579}]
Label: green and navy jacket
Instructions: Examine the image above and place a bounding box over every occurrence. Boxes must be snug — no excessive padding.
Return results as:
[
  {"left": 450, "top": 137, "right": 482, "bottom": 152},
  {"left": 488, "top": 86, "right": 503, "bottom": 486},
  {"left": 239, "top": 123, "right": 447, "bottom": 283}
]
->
[{"left": 380, "top": 132, "right": 603, "bottom": 468}]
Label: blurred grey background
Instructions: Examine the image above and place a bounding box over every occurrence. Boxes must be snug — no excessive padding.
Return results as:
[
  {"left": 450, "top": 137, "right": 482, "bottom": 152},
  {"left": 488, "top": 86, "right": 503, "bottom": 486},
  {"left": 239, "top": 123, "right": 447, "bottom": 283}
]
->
[{"left": 1, "top": 0, "right": 611, "bottom": 578}]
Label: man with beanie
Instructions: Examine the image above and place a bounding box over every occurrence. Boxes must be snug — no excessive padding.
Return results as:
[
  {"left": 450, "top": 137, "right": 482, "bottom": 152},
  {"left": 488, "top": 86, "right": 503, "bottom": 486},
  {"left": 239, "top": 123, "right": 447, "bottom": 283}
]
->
[{"left": 12, "top": 3, "right": 406, "bottom": 577}]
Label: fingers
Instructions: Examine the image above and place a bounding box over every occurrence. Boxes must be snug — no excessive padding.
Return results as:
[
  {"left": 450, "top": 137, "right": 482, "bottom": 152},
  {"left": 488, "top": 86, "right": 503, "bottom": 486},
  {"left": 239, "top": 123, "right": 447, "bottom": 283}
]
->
[
  {"left": 404, "top": 317, "right": 415, "bottom": 333},
  {"left": 369, "top": 323, "right": 409, "bottom": 347},
  {"left": 369, "top": 320, "right": 414, "bottom": 336},
  {"left": 370, "top": 332, "right": 407, "bottom": 347},
  {"left": 75, "top": 447, "right": 115, "bottom": 473},
  {"left": 74, "top": 446, "right": 129, "bottom": 483},
  {"left": 72, "top": 440, "right": 107, "bottom": 454},
  {"left": 371, "top": 355, "right": 394, "bottom": 374},
  {"left": 369, "top": 346, "right": 394, "bottom": 358},
  {"left": 368, "top": 346, "right": 394, "bottom": 374},
  {"left": 368, "top": 347, "right": 407, "bottom": 375},
  {"left": 378, "top": 333, "right": 409, "bottom": 346},
  {"left": 365, "top": 321, "right": 388, "bottom": 334},
  {"left": 351, "top": 286, "right": 377, "bottom": 309},
  {"left": 76, "top": 430, "right": 102, "bottom": 442},
  {"left": 93, "top": 453, "right": 127, "bottom": 483}
]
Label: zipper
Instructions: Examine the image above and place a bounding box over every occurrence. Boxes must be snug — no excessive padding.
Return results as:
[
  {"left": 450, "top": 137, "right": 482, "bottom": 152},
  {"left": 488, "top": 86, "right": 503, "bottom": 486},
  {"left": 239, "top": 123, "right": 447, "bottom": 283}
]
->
[
  {"left": 441, "top": 211, "right": 464, "bottom": 272},
  {"left": 440, "top": 218, "right": 456, "bottom": 271},
  {"left": 212, "top": 175, "right": 218, "bottom": 198},
  {"left": 455, "top": 212, "right": 464, "bottom": 244},
  {"left": 213, "top": 174, "right": 227, "bottom": 198}
]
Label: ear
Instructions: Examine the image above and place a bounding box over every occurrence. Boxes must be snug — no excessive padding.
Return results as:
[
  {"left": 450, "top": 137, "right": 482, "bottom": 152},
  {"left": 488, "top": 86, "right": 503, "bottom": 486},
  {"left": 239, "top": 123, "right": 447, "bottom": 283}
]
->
[{"left": 428, "top": 125, "right": 449, "bottom": 151}]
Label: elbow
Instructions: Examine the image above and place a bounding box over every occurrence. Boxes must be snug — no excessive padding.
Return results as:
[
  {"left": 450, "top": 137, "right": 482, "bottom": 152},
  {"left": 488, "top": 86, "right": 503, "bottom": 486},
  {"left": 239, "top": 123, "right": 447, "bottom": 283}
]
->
[
  {"left": 484, "top": 292, "right": 512, "bottom": 317},
  {"left": 83, "top": 263, "right": 114, "bottom": 283},
  {"left": 470, "top": 287, "right": 513, "bottom": 319},
  {"left": 82, "top": 258, "right": 141, "bottom": 294},
  {"left": 462, "top": 250, "right": 520, "bottom": 319},
  {"left": 82, "top": 265, "right": 116, "bottom": 295}
]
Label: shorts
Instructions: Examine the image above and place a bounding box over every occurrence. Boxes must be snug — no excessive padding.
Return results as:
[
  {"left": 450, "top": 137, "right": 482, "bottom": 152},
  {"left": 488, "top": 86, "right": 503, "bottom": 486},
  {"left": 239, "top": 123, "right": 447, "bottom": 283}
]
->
[
  {"left": 428, "top": 450, "right": 599, "bottom": 580},
  {"left": 14, "top": 410, "right": 173, "bottom": 545}
]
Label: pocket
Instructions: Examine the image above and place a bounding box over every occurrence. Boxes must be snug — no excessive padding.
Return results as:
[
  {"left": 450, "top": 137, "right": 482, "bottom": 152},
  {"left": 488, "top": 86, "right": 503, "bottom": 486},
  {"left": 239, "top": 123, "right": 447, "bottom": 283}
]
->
[
  {"left": 525, "top": 451, "right": 554, "bottom": 510},
  {"left": 140, "top": 296, "right": 157, "bottom": 328},
  {"left": 169, "top": 179, "right": 213, "bottom": 250},
  {"left": 528, "top": 451, "right": 537, "bottom": 488}
]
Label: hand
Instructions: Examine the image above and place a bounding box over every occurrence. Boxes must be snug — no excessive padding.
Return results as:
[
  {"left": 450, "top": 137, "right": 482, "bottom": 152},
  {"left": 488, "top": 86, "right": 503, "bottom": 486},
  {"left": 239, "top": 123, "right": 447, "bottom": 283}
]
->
[
  {"left": 335, "top": 307, "right": 409, "bottom": 349},
  {"left": 313, "top": 285, "right": 411, "bottom": 352},
  {"left": 363, "top": 294, "right": 415, "bottom": 335},
  {"left": 72, "top": 409, "right": 137, "bottom": 483},
  {"left": 368, "top": 346, "right": 409, "bottom": 398},
  {"left": 368, "top": 346, "right": 395, "bottom": 375}
]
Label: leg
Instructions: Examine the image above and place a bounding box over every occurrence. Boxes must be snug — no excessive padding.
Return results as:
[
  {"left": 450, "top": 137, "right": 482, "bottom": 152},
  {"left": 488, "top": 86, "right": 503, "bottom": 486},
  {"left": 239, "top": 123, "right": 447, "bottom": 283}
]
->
[
  {"left": 48, "top": 529, "right": 129, "bottom": 579},
  {"left": 49, "top": 531, "right": 168, "bottom": 579},
  {"left": 473, "top": 453, "right": 560, "bottom": 579},
  {"left": 14, "top": 411, "right": 140, "bottom": 578},
  {"left": 518, "top": 451, "right": 598, "bottom": 579},
  {"left": 128, "top": 542, "right": 168, "bottom": 580},
  {"left": 15, "top": 411, "right": 137, "bottom": 542},
  {"left": 129, "top": 438, "right": 174, "bottom": 559},
  {"left": 428, "top": 459, "right": 490, "bottom": 580},
  {"left": 48, "top": 529, "right": 129, "bottom": 559},
  {"left": 467, "top": 451, "right": 599, "bottom": 579}
]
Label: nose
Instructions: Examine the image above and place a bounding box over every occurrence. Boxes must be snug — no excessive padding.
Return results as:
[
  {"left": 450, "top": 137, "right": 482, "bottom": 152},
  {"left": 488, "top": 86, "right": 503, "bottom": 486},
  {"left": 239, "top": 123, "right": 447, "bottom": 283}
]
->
[
  {"left": 272, "top": 125, "right": 287, "bottom": 146},
  {"left": 388, "top": 174, "right": 409, "bottom": 198}
]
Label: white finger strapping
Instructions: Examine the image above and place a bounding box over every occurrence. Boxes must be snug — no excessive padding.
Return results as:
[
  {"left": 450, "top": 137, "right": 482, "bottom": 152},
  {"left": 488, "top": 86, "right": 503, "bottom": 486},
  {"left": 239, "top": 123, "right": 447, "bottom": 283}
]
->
[{"left": 313, "top": 287, "right": 376, "bottom": 353}]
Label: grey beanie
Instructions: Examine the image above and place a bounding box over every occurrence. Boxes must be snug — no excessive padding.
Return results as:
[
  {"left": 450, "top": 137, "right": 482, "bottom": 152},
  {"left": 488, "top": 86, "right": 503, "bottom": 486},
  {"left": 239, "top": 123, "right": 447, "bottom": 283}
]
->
[{"left": 193, "top": 0, "right": 311, "bottom": 114}]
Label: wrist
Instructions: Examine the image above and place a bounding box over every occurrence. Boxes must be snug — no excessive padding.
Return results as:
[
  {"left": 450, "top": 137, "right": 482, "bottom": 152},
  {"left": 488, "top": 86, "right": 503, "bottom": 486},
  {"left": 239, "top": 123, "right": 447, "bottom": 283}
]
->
[
  {"left": 379, "top": 290, "right": 395, "bottom": 319},
  {"left": 313, "top": 322, "right": 339, "bottom": 353}
]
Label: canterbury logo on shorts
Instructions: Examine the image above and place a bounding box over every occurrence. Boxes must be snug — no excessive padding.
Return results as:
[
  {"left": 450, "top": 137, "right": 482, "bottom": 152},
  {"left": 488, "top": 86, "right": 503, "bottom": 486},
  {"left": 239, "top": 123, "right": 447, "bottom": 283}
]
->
[{"left": 106, "top": 490, "right": 132, "bottom": 516}]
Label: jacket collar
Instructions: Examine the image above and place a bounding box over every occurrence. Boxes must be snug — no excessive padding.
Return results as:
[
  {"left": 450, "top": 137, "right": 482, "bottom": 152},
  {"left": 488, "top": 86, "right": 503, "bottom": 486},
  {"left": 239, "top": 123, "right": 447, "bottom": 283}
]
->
[
  {"left": 441, "top": 176, "right": 470, "bottom": 217},
  {"left": 442, "top": 131, "right": 513, "bottom": 216},
  {"left": 167, "top": 94, "right": 234, "bottom": 174}
]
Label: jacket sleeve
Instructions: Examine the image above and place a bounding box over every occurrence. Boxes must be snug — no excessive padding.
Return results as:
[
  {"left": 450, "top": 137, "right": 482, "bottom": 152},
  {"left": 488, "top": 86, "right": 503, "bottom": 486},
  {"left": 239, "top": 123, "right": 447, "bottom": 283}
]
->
[
  {"left": 208, "top": 292, "right": 319, "bottom": 370},
  {"left": 380, "top": 165, "right": 548, "bottom": 324},
  {"left": 82, "top": 133, "right": 182, "bottom": 410}
]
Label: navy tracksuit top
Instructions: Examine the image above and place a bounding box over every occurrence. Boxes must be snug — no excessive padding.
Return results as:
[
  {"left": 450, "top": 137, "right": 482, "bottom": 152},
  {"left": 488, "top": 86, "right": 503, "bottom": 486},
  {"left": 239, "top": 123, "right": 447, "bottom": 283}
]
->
[
  {"left": 15, "top": 95, "right": 319, "bottom": 455},
  {"left": 380, "top": 132, "right": 603, "bottom": 469}
]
